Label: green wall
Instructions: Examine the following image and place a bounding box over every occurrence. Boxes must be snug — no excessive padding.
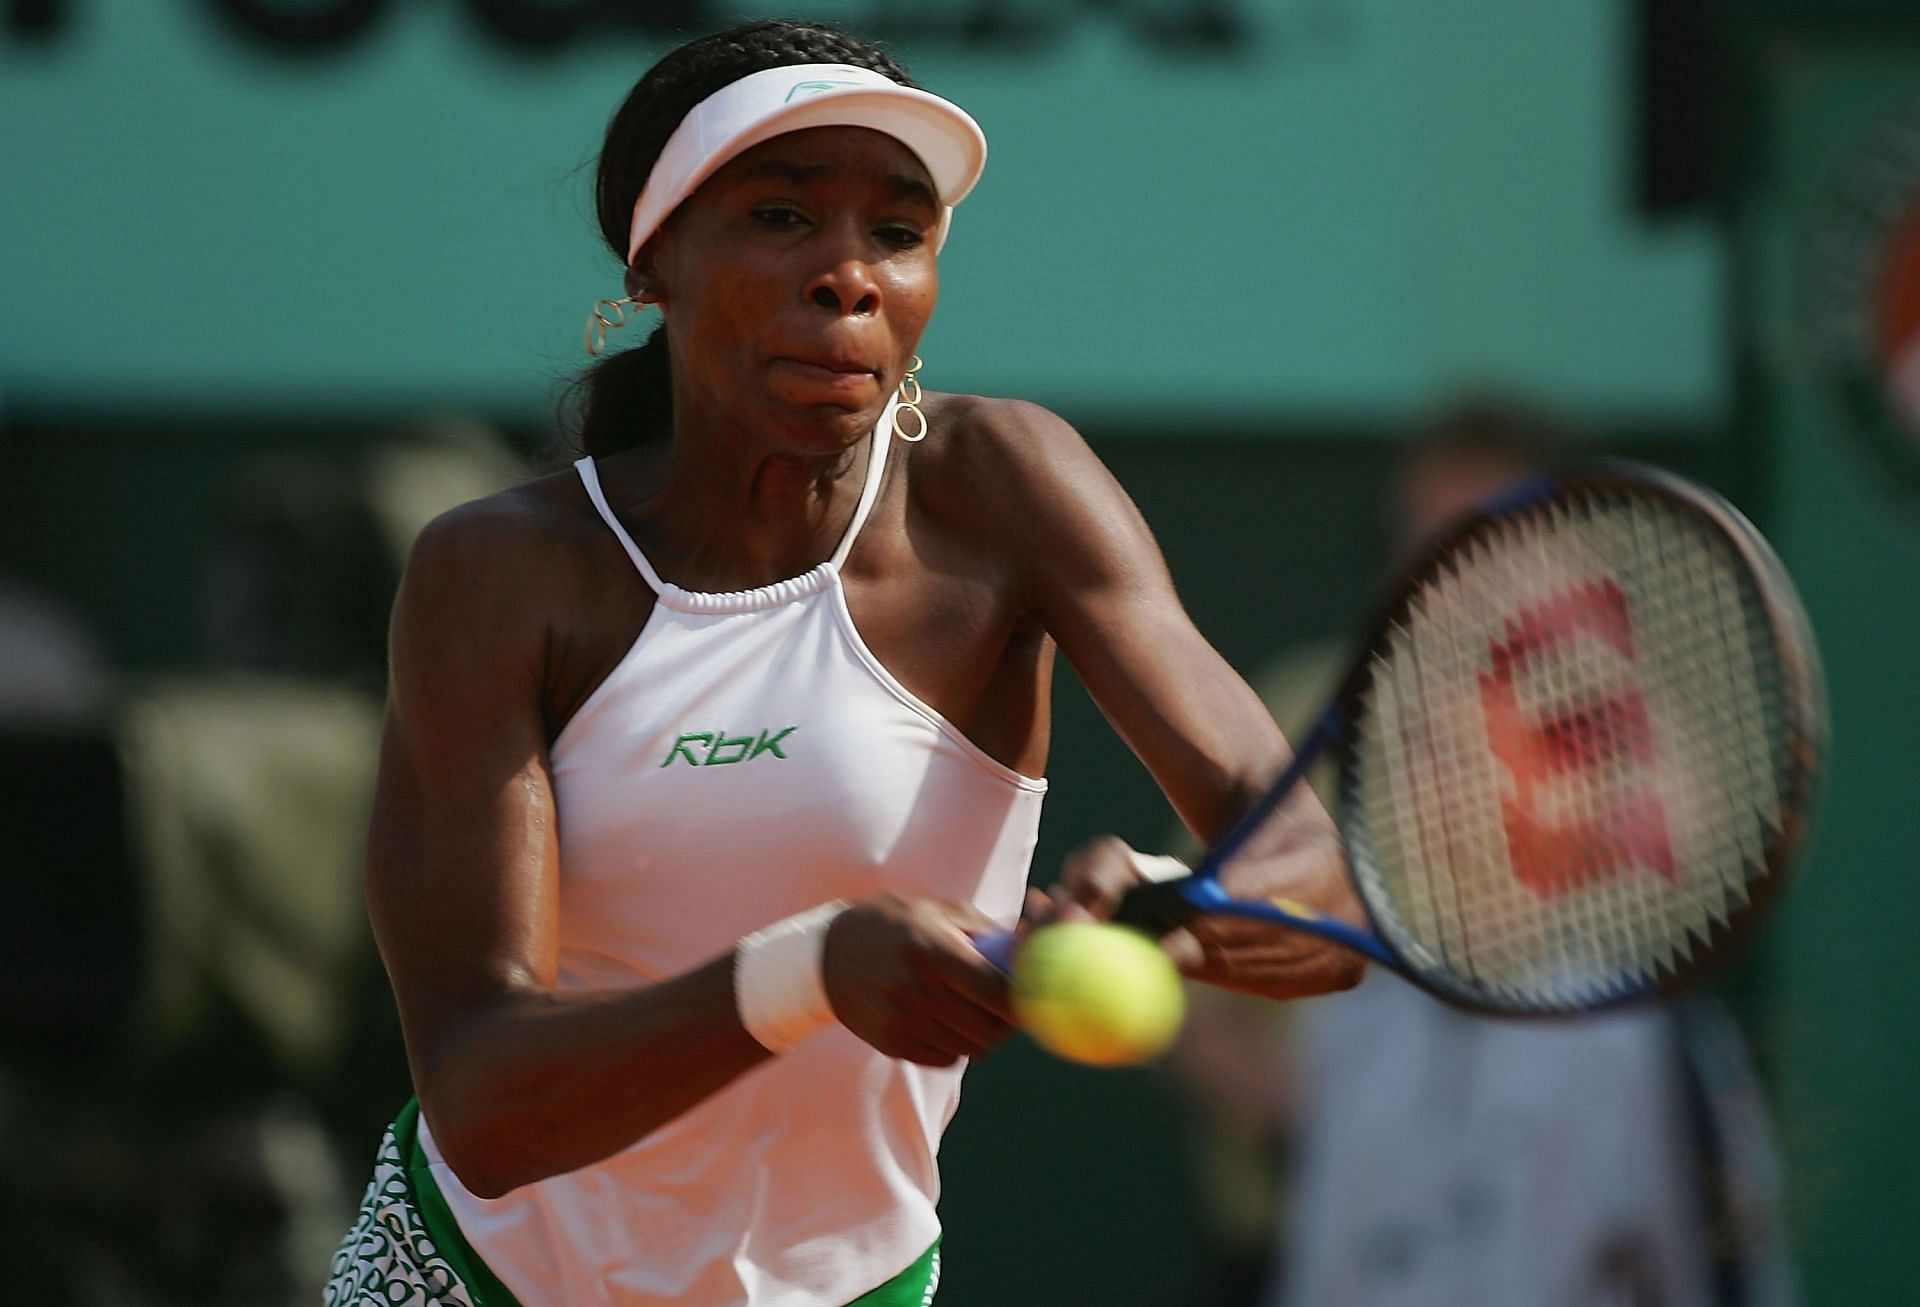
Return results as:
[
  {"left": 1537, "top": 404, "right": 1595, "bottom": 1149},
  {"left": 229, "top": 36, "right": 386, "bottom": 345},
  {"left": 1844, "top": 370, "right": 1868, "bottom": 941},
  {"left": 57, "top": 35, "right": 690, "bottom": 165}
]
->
[
  {"left": 1735, "top": 25, "right": 1920, "bottom": 1303},
  {"left": 3, "top": 0, "right": 1721, "bottom": 425}
]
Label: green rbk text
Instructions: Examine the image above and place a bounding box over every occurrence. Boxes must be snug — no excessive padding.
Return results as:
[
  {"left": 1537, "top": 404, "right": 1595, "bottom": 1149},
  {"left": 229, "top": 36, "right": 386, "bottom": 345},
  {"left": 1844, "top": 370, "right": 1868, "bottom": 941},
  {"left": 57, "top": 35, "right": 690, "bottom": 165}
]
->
[{"left": 660, "top": 727, "right": 797, "bottom": 768}]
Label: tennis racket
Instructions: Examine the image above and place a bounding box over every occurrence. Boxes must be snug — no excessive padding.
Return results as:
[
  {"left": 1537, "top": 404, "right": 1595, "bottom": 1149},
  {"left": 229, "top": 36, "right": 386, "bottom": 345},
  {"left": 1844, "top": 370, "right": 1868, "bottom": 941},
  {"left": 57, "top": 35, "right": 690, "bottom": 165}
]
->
[{"left": 1007, "top": 463, "right": 1826, "bottom": 1017}]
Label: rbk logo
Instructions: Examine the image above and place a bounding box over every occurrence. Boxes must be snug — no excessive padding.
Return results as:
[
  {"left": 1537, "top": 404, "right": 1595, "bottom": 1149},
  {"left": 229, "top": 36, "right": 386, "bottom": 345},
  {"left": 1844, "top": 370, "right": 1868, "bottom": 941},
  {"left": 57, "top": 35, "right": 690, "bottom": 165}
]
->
[{"left": 660, "top": 727, "right": 797, "bottom": 768}]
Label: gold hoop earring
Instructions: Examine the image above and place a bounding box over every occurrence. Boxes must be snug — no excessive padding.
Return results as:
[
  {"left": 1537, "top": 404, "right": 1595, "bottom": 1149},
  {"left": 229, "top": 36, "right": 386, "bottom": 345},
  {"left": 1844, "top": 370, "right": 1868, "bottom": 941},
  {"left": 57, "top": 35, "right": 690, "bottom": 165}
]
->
[
  {"left": 585, "top": 296, "right": 639, "bottom": 356},
  {"left": 892, "top": 355, "right": 927, "bottom": 442}
]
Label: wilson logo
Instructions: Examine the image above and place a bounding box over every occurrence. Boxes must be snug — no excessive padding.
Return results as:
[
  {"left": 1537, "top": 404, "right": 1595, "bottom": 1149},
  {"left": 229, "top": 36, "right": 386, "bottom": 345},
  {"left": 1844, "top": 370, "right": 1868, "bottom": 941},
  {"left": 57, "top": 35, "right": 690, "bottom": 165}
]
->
[
  {"left": 1478, "top": 578, "right": 1675, "bottom": 897},
  {"left": 660, "top": 727, "right": 797, "bottom": 768}
]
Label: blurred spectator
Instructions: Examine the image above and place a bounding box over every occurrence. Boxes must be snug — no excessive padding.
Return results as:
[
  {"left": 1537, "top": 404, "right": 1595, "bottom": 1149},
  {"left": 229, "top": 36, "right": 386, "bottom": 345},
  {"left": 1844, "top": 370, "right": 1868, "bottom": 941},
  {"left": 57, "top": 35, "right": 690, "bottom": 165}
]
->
[
  {"left": 200, "top": 413, "right": 523, "bottom": 684},
  {"left": 1165, "top": 397, "right": 1796, "bottom": 1307},
  {"left": 0, "top": 411, "right": 126, "bottom": 1057},
  {"left": 0, "top": 578, "right": 110, "bottom": 721},
  {"left": 0, "top": 414, "right": 521, "bottom": 1304}
]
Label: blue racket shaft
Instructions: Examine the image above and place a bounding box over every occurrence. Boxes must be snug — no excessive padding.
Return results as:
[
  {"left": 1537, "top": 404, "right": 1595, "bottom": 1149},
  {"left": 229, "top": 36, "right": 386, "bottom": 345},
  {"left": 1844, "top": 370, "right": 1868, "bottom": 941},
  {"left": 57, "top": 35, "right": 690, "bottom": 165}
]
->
[
  {"left": 977, "top": 709, "right": 1395, "bottom": 972},
  {"left": 1109, "top": 709, "right": 1394, "bottom": 969}
]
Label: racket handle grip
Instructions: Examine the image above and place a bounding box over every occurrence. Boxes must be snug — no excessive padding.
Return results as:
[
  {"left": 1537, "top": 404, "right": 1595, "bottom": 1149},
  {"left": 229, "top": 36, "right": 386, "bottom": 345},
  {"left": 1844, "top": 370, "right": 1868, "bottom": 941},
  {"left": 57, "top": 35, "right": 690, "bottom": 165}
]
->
[
  {"left": 972, "top": 876, "right": 1198, "bottom": 972},
  {"left": 1112, "top": 877, "right": 1199, "bottom": 936},
  {"left": 972, "top": 930, "right": 1018, "bottom": 974}
]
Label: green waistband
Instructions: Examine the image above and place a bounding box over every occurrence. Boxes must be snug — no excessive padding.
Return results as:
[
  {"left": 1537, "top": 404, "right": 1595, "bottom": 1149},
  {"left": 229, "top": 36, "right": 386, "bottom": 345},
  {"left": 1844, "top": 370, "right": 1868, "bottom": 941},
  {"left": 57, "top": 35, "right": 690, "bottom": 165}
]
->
[
  {"left": 396, "top": 1099, "right": 526, "bottom": 1307},
  {"left": 394, "top": 1100, "right": 940, "bottom": 1306},
  {"left": 847, "top": 1237, "right": 940, "bottom": 1305}
]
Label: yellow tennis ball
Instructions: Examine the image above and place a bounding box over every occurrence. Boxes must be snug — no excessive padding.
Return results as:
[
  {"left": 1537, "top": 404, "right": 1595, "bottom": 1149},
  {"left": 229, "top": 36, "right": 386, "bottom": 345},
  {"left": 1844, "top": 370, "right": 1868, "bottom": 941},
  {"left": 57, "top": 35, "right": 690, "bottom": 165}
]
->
[{"left": 1011, "top": 923, "right": 1186, "bottom": 1067}]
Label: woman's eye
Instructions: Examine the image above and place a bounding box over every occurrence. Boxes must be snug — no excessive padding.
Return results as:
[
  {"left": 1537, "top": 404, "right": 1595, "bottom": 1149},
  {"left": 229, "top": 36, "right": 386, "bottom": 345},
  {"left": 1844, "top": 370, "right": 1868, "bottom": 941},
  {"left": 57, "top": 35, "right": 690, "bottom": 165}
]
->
[
  {"left": 752, "top": 205, "right": 808, "bottom": 228},
  {"left": 879, "top": 224, "right": 927, "bottom": 249}
]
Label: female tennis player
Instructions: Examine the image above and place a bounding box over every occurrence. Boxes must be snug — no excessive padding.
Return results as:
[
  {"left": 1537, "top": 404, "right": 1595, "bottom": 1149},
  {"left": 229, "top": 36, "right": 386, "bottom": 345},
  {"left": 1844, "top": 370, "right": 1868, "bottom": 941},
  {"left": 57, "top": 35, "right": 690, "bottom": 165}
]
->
[{"left": 326, "top": 19, "right": 1361, "bottom": 1306}]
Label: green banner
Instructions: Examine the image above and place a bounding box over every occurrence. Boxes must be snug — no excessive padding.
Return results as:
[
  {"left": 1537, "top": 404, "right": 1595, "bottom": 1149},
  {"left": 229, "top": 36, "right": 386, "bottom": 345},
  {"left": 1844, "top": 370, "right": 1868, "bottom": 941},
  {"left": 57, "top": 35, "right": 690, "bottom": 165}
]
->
[
  {"left": 1738, "top": 25, "right": 1920, "bottom": 1305},
  {"left": 3, "top": 0, "right": 1721, "bottom": 425}
]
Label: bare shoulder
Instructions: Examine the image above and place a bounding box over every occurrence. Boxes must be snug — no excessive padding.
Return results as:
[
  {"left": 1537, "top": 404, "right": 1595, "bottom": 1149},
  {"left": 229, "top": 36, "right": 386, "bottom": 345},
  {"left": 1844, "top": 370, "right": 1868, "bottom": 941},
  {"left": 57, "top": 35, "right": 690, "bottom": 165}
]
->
[
  {"left": 408, "top": 465, "right": 597, "bottom": 561},
  {"left": 905, "top": 392, "right": 1169, "bottom": 610},
  {"left": 909, "top": 393, "right": 1114, "bottom": 529},
  {"left": 916, "top": 393, "right": 1092, "bottom": 480},
  {"left": 396, "top": 466, "right": 607, "bottom": 638}
]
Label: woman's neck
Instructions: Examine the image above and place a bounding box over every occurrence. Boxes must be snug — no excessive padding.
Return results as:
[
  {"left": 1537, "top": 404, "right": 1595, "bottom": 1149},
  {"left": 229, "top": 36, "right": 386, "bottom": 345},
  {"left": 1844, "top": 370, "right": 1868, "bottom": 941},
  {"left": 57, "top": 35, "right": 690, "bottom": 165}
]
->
[{"left": 605, "top": 401, "right": 876, "bottom": 593}]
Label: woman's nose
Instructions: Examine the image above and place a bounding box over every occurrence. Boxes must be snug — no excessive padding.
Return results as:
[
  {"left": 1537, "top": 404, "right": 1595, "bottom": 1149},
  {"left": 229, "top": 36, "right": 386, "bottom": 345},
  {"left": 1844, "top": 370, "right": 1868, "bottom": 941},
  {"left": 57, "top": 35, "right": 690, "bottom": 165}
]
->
[{"left": 806, "top": 252, "right": 882, "bottom": 317}]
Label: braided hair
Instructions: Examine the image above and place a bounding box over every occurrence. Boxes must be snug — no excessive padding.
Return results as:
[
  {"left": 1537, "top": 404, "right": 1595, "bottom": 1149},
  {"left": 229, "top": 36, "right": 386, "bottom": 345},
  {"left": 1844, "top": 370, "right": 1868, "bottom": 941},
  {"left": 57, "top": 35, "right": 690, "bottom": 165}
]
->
[{"left": 569, "top": 21, "right": 917, "bottom": 458}]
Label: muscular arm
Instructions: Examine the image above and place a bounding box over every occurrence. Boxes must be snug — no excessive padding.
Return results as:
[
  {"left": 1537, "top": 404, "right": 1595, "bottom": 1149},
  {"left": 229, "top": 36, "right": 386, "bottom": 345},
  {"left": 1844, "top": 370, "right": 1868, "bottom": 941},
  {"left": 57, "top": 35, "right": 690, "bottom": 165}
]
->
[
  {"left": 365, "top": 502, "right": 771, "bottom": 1197},
  {"left": 367, "top": 497, "right": 1011, "bottom": 1198},
  {"left": 970, "top": 401, "right": 1365, "bottom": 998}
]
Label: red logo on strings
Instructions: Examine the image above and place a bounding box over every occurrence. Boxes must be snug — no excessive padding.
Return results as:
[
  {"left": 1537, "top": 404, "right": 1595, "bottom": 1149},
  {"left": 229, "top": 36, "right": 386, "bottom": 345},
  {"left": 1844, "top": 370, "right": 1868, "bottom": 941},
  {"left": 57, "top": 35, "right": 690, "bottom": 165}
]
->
[{"left": 1478, "top": 579, "right": 1676, "bottom": 896}]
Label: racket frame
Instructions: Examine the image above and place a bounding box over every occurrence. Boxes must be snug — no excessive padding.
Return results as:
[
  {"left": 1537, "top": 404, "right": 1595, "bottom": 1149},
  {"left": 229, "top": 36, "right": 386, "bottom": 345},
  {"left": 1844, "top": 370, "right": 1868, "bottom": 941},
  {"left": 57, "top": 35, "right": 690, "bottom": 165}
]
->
[{"left": 1120, "top": 462, "right": 1826, "bottom": 1016}]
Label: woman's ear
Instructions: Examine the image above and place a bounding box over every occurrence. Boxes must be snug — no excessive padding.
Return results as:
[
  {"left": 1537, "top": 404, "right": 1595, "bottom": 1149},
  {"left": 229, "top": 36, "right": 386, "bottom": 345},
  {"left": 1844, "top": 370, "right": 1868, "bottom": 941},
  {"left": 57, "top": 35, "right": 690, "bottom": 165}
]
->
[
  {"left": 624, "top": 233, "right": 668, "bottom": 303},
  {"left": 624, "top": 264, "right": 662, "bottom": 305}
]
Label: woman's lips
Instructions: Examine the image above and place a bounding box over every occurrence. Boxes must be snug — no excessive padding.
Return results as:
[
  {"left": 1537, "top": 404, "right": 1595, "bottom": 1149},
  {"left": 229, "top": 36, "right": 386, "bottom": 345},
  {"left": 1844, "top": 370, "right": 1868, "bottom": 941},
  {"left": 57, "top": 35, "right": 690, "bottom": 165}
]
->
[{"left": 773, "top": 358, "right": 881, "bottom": 398}]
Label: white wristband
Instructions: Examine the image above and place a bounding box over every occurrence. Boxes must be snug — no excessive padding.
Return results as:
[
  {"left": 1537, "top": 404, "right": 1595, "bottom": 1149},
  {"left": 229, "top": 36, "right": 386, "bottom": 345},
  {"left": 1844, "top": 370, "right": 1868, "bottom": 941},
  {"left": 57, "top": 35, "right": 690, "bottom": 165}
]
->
[
  {"left": 733, "top": 900, "right": 850, "bottom": 1054},
  {"left": 1127, "top": 850, "right": 1192, "bottom": 883}
]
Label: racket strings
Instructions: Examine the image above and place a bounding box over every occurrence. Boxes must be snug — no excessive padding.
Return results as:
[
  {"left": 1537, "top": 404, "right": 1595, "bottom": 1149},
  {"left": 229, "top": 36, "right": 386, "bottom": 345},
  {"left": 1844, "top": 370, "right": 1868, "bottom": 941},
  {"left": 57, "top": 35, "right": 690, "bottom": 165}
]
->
[{"left": 1350, "top": 489, "right": 1797, "bottom": 1009}]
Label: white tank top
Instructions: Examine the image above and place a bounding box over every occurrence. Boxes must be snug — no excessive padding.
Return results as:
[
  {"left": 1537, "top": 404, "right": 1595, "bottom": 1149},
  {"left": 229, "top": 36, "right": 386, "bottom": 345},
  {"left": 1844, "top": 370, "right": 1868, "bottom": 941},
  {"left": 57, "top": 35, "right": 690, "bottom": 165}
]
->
[{"left": 418, "top": 403, "right": 1048, "bottom": 1306}]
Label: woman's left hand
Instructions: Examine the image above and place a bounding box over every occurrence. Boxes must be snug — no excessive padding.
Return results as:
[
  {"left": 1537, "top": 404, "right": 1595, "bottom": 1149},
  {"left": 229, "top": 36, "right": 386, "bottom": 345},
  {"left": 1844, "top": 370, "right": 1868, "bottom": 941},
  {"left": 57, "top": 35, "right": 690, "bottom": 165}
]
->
[{"left": 1045, "top": 831, "right": 1365, "bottom": 1000}]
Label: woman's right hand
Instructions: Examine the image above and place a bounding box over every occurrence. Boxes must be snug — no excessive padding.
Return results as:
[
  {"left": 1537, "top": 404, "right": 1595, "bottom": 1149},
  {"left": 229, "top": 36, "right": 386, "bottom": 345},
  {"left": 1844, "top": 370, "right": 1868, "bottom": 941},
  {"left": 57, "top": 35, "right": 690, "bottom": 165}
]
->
[{"left": 822, "top": 894, "right": 1016, "bottom": 1066}]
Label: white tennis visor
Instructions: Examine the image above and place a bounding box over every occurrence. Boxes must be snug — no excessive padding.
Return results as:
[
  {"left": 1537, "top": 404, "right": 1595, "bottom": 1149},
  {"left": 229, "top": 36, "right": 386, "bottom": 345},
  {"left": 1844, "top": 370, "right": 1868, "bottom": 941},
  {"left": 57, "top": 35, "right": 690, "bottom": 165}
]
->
[{"left": 625, "top": 63, "right": 987, "bottom": 265}]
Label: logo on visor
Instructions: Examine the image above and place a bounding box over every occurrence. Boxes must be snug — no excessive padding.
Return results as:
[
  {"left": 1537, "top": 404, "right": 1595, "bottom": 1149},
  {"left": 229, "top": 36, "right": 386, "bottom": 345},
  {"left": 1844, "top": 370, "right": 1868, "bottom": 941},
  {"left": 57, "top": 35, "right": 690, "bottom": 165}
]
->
[{"left": 785, "top": 80, "right": 863, "bottom": 102}]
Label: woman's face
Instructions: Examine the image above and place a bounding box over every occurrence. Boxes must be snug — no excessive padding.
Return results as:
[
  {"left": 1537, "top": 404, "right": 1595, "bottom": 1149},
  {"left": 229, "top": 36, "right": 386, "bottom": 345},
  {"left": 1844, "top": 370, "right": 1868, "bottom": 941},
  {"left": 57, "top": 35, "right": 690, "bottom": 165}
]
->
[{"left": 640, "top": 124, "right": 942, "bottom": 454}]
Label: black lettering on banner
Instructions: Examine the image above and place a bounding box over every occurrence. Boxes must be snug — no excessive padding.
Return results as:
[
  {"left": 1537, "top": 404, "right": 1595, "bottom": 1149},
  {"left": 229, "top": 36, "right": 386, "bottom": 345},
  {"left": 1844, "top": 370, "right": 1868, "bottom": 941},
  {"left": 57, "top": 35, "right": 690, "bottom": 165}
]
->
[
  {"left": 206, "top": 0, "right": 390, "bottom": 51},
  {"left": 463, "top": 0, "right": 712, "bottom": 51},
  {"left": 1128, "top": 0, "right": 1251, "bottom": 53},
  {"left": 865, "top": 0, "right": 1065, "bottom": 52},
  {"left": 6, "top": 0, "right": 1262, "bottom": 56},
  {"left": 7, "top": 0, "right": 66, "bottom": 38},
  {"left": 862, "top": 0, "right": 1251, "bottom": 54}
]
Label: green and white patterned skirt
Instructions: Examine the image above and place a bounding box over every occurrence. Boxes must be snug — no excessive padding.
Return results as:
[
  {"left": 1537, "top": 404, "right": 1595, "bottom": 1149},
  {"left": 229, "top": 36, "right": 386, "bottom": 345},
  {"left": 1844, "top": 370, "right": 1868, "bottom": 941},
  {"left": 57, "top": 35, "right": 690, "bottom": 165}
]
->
[
  {"left": 326, "top": 1102, "right": 941, "bottom": 1306},
  {"left": 325, "top": 1100, "right": 513, "bottom": 1305}
]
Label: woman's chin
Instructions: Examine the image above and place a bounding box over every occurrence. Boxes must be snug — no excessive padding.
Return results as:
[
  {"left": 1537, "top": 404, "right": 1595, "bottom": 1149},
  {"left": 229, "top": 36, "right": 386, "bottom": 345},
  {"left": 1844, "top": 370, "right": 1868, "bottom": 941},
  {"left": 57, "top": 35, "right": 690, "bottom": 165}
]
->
[{"left": 762, "top": 394, "right": 887, "bottom": 452}]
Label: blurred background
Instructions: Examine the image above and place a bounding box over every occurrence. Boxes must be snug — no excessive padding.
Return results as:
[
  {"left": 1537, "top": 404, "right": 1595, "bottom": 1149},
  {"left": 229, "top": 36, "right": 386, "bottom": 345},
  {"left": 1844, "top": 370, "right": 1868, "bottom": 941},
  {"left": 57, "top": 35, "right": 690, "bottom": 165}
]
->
[{"left": 3, "top": 1, "right": 1917, "bottom": 1303}]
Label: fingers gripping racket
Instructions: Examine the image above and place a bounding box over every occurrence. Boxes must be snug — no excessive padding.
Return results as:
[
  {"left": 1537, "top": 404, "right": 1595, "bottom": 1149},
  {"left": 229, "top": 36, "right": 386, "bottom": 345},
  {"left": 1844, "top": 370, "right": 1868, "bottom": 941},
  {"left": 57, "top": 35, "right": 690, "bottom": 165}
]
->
[{"left": 1072, "top": 465, "right": 1822, "bottom": 1017}]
